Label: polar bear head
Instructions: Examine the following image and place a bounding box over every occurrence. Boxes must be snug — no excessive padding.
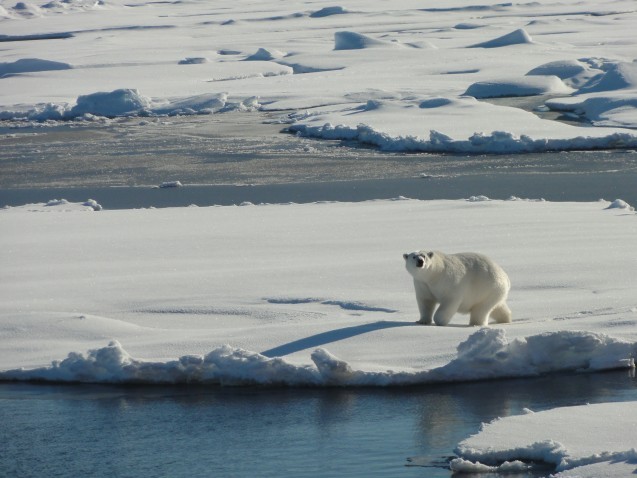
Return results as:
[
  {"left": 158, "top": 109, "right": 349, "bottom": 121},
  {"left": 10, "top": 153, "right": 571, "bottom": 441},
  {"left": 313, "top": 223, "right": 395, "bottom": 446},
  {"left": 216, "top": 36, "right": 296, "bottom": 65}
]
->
[{"left": 403, "top": 251, "right": 435, "bottom": 273}]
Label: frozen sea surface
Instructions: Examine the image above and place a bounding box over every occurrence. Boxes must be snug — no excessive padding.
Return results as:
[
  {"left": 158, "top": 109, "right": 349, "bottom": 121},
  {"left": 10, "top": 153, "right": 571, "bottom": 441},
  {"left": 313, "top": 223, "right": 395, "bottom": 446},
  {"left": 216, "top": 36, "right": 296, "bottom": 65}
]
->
[{"left": 2, "top": 370, "right": 636, "bottom": 478}]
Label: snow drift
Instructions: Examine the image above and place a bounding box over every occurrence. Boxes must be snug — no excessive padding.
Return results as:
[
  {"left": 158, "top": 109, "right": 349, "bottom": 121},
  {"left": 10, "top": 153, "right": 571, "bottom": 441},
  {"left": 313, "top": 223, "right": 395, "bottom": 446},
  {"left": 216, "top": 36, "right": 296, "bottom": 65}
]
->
[
  {"left": 469, "top": 28, "right": 533, "bottom": 48},
  {"left": 0, "top": 58, "right": 71, "bottom": 77},
  {"left": 2, "top": 329, "right": 634, "bottom": 386},
  {"left": 464, "top": 76, "right": 572, "bottom": 98},
  {"left": 333, "top": 31, "right": 401, "bottom": 50}
]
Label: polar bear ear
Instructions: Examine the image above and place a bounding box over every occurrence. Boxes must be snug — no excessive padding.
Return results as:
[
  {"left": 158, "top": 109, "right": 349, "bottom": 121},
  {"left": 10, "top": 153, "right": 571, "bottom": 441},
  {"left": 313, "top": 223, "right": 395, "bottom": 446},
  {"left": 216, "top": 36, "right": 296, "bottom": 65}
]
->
[{"left": 427, "top": 251, "right": 434, "bottom": 258}]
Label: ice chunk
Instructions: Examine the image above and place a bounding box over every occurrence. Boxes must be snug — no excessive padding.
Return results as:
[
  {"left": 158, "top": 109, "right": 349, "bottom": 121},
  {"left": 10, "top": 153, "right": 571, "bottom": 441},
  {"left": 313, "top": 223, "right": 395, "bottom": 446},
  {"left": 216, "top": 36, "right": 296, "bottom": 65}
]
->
[{"left": 68, "top": 89, "right": 153, "bottom": 118}]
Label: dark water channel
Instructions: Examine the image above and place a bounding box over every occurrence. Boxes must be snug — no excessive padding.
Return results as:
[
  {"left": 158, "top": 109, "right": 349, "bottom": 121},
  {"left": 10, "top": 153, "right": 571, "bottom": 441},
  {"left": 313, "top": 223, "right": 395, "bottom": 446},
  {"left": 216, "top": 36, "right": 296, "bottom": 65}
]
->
[
  {"left": 2, "top": 370, "right": 636, "bottom": 478},
  {"left": 2, "top": 171, "right": 637, "bottom": 210},
  {"left": 2, "top": 114, "right": 637, "bottom": 208}
]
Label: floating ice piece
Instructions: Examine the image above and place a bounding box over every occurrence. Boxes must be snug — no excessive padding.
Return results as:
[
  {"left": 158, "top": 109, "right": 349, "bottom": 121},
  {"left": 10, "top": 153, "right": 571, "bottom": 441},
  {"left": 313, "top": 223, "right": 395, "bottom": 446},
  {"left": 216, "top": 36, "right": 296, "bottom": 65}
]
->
[
  {"left": 82, "top": 199, "right": 102, "bottom": 211},
  {"left": 46, "top": 199, "right": 69, "bottom": 207},
  {"left": 467, "top": 195, "right": 491, "bottom": 202},
  {"left": 159, "top": 181, "right": 183, "bottom": 188},
  {"left": 470, "top": 28, "right": 533, "bottom": 48},
  {"left": 455, "top": 402, "right": 637, "bottom": 475},
  {"left": 2, "top": 199, "right": 102, "bottom": 212}
]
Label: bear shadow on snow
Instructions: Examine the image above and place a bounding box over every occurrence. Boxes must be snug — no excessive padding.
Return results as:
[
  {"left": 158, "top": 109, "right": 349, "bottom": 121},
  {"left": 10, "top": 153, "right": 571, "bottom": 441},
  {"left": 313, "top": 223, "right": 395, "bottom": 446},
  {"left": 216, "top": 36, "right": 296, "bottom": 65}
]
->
[{"left": 261, "top": 320, "right": 414, "bottom": 358}]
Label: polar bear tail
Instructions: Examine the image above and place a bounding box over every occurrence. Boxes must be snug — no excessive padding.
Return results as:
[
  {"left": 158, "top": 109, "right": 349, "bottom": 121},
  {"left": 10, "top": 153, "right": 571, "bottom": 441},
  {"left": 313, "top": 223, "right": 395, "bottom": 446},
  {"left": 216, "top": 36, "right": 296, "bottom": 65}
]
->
[{"left": 490, "top": 302, "right": 512, "bottom": 324}]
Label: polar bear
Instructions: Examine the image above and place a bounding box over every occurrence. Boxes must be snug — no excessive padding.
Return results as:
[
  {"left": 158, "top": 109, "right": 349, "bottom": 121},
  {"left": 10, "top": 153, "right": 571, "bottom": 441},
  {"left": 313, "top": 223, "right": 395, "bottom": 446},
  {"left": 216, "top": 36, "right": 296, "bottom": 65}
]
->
[{"left": 403, "top": 250, "right": 511, "bottom": 326}]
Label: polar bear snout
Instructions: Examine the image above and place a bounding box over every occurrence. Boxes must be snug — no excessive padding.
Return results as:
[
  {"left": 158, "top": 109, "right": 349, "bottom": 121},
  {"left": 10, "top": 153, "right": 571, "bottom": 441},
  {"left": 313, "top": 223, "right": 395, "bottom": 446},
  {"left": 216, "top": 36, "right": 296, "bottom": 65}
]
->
[{"left": 404, "top": 252, "right": 426, "bottom": 268}]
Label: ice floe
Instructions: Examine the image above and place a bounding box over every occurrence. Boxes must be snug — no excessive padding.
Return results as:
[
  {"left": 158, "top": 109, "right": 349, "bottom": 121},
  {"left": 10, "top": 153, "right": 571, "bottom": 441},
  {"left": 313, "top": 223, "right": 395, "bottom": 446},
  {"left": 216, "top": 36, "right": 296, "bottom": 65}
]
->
[{"left": 455, "top": 401, "right": 637, "bottom": 476}]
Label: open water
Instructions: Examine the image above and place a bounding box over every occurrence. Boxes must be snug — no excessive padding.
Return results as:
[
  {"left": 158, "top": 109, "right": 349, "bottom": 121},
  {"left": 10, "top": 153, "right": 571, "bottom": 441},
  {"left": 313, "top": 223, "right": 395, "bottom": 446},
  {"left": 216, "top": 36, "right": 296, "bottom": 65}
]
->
[{"left": 1, "top": 370, "right": 636, "bottom": 478}]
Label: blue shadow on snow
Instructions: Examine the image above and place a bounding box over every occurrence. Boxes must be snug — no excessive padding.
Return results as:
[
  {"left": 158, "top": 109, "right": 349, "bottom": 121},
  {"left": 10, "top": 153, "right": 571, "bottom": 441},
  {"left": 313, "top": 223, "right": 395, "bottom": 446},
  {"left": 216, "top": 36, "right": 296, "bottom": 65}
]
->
[{"left": 261, "top": 320, "right": 415, "bottom": 358}]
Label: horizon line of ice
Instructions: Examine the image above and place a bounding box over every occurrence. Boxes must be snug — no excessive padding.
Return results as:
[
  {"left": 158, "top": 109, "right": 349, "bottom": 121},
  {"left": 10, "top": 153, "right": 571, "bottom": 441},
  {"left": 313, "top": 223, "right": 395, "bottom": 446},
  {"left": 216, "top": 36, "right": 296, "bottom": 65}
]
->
[{"left": 0, "top": 329, "right": 634, "bottom": 387}]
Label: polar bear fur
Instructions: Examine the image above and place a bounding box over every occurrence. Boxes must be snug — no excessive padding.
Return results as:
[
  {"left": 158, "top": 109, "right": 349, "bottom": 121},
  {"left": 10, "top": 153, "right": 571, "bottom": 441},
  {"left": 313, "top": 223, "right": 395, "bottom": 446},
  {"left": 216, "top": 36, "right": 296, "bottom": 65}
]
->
[{"left": 403, "top": 250, "right": 511, "bottom": 326}]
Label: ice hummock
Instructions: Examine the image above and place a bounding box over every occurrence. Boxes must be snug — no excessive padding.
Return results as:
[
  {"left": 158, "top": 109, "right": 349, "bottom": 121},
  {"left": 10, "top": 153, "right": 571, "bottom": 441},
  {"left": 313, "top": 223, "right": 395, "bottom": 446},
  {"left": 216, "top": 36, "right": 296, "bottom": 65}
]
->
[{"left": 1, "top": 329, "right": 634, "bottom": 386}]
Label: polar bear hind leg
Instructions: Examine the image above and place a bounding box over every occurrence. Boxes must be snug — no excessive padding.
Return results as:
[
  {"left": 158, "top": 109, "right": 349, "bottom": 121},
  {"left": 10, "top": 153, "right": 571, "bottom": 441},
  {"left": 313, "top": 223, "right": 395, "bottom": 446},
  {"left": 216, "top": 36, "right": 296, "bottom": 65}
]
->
[
  {"left": 490, "top": 302, "right": 512, "bottom": 324},
  {"left": 469, "top": 302, "right": 493, "bottom": 326}
]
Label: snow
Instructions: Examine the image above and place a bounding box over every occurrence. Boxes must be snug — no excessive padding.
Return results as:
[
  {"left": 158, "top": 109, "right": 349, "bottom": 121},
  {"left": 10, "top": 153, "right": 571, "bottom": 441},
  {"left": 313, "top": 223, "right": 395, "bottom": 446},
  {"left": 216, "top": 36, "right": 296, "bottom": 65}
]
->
[
  {"left": 468, "top": 28, "right": 534, "bottom": 49},
  {"left": 1, "top": 0, "right": 637, "bottom": 152},
  {"left": 0, "top": 57, "right": 71, "bottom": 77},
  {"left": 463, "top": 76, "right": 572, "bottom": 99},
  {"left": 2, "top": 198, "right": 637, "bottom": 381},
  {"left": 244, "top": 47, "right": 287, "bottom": 62},
  {"left": 69, "top": 88, "right": 153, "bottom": 118},
  {"left": 333, "top": 31, "right": 402, "bottom": 51},
  {"left": 546, "top": 62, "right": 637, "bottom": 127}
]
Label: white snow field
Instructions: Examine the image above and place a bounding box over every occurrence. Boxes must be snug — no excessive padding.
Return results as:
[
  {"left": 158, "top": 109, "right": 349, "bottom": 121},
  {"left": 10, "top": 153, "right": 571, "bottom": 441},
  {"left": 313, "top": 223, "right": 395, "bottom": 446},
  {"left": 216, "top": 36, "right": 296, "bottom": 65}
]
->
[
  {"left": 1, "top": 0, "right": 637, "bottom": 152},
  {"left": 1, "top": 197, "right": 636, "bottom": 382}
]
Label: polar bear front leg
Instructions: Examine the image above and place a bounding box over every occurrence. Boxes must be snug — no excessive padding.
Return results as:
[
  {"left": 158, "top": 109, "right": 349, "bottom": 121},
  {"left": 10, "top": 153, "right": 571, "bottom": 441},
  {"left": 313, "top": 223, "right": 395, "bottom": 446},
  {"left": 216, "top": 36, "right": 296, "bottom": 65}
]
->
[
  {"left": 417, "top": 299, "right": 436, "bottom": 325},
  {"left": 433, "top": 301, "right": 460, "bottom": 326},
  {"left": 414, "top": 281, "right": 436, "bottom": 325}
]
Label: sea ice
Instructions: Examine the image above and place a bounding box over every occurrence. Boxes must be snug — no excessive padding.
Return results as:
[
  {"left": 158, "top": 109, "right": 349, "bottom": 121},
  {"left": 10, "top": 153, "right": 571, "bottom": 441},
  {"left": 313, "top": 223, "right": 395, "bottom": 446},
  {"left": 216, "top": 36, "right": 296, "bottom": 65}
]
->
[
  {"left": 1, "top": 0, "right": 636, "bottom": 152},
  {"left": 2, "top": 198, "right": 636, "bottom": 383},
  {"left": 455, "top": 402, "right": 637, "bottom": 476}
]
